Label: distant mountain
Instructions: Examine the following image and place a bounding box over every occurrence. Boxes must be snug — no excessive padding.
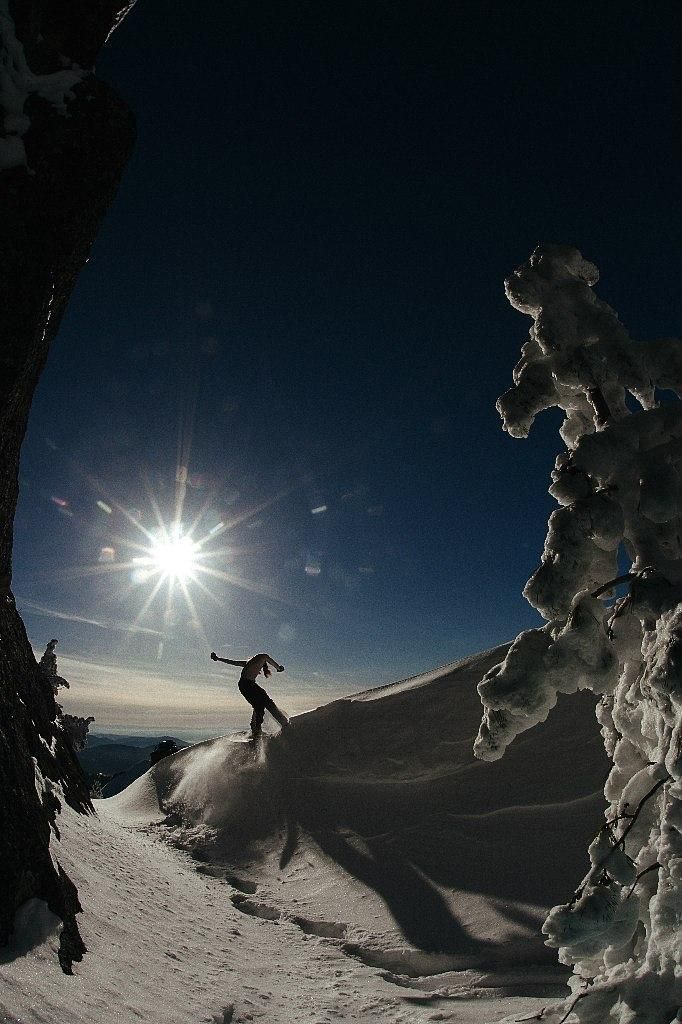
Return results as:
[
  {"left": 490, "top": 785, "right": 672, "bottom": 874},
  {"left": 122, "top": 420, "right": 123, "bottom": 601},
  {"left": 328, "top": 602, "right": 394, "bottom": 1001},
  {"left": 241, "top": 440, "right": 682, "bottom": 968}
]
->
[
  {"left": 77, "top": 737, "right": 187, "bottom": 797},
  {"left": 79, "top": 743, "right": 156, "bottom": 775},
  {"left": 100, "top": 757, "right": 160, "bottom": 798},
  {"left": 86, "top": 733, "right": 185, "bottom": 749}
]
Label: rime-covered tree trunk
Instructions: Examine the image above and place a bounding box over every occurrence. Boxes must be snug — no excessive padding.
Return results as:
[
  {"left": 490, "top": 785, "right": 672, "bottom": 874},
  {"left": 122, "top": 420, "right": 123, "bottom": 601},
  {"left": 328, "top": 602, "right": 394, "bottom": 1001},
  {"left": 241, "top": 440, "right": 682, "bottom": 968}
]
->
[
  {"left": 0, "top": 0, "right": 136, "bottom": 972},
  {"left": 476, "top": 245, "right": 682, "bottom": 1023}
]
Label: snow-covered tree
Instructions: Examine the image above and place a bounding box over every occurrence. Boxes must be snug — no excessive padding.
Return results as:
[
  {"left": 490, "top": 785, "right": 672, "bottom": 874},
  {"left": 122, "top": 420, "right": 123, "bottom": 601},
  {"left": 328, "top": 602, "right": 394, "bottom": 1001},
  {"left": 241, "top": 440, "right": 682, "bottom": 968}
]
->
[
  {"left": 475, "top": 245, "right": 682, "bottom": 1024},
  {"left": 38, "top": 638, "right": 70, "bottom": 695},
  {"left": 37, "top": 639, "right": 94, "bottom": 747},
  {"left": 150, "top": 739, "right": 180, "bottom": 765},
  {"left": 61, "top": 713, "right": 95, "bottom": 752}
]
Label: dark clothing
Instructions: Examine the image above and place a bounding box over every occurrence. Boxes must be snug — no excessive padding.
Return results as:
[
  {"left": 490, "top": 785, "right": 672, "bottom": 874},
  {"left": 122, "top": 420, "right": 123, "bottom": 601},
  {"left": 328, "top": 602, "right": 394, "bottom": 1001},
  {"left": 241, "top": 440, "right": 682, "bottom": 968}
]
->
[{"left": 238, "top": 675, "right": 289, "bottom": 739}]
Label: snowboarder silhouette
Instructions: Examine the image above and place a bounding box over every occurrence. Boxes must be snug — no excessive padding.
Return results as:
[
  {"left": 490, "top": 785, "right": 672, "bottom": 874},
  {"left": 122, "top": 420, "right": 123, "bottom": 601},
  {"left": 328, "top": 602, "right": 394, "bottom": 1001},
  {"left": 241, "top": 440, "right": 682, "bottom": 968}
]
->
[{"left": 210, "top": 651, "right": 289, "bottom": 741}]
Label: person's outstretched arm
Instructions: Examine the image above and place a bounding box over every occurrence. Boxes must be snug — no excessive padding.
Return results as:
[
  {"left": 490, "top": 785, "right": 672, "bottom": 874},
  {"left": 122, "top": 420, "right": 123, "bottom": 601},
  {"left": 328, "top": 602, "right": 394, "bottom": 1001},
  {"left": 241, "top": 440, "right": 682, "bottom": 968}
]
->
[
  {"left": 264, "top": 654, "right": 285, "bottom": 672},
  {"left": 210, "top": 652, "right": 248, "bottom": 667}
]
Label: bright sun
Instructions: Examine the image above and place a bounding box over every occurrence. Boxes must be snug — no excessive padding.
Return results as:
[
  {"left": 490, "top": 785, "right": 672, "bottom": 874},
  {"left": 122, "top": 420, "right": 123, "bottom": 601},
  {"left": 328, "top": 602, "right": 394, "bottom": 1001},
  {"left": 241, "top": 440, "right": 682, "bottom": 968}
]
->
[
  {"left": 65, "top": 459, "right": 287, "bottom": 655},
  {"left": 149, "top": 534, "right": 199, "bottom": 582}
]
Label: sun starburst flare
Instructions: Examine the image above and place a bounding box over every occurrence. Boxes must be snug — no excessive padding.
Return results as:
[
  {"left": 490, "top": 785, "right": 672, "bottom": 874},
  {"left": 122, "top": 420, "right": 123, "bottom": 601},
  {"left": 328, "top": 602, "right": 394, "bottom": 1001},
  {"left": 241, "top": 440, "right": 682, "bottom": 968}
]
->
[
  {"left": 108, "top": 497, "right": 288, "bottom": 651},
  {"left": 32, "top": 452, "right": 299, "bottom": 659},
  {"left": 137, "top": 530, "right": 201, "bottom": 584}
]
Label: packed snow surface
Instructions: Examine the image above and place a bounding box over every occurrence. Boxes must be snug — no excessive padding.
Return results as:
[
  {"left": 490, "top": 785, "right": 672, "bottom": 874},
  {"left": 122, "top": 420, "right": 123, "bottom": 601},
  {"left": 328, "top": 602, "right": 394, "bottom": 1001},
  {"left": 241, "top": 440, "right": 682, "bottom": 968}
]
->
[{"left": 1, "top": 647, "right": 609, "bottom": 1022}]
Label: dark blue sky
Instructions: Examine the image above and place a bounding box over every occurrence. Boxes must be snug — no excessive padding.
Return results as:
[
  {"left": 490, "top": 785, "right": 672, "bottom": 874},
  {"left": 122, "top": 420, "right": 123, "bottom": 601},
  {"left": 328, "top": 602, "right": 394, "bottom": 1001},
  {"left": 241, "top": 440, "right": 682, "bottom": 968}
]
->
[{"left": 13, "top": 2, "right": 681, "bottom": 730}]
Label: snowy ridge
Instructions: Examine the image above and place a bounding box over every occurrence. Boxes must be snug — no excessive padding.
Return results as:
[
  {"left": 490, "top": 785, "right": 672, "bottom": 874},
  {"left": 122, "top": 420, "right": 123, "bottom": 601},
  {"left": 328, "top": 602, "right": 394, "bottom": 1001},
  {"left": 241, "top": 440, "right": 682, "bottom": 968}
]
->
[
  {"left": 106, "top": 646, "right": 609, "bottom": 994},
  {"left": 346, "top": 643, "right": 511, "bottom": 702}
]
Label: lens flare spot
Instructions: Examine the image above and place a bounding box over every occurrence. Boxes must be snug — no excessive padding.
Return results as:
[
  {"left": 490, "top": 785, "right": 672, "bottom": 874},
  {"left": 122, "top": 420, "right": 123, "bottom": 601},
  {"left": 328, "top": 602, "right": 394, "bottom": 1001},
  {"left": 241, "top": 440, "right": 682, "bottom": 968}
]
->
[{"left": 131, "top": 567, "right": 154, "bottom": 584}]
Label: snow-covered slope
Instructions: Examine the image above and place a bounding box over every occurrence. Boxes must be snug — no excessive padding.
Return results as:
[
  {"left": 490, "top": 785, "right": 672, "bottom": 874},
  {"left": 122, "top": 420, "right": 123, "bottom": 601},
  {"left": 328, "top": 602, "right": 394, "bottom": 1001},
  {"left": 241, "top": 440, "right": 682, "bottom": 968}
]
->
[
  {"left": 1, "top": 647, "right": 611, "bottom": 1022},
  {"left": 108, "top": 646, "right": 609, "bottom": 988},
  {"left": 0, "top": 801, "right": 565, "bottom": 1024}
]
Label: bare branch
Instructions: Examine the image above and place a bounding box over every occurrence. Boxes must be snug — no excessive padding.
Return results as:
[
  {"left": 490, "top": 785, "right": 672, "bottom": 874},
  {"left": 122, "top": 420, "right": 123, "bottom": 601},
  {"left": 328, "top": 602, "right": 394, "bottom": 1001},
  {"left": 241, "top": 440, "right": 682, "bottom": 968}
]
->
[
  {"left": 590, "top": 775, "right": 668, "bottom": 880},
  {"left": 591, "top": 572, "right": 637, "bottom": 600},
  {"left": 626, "top": 862, "right": 661, "bottom": 899},
  {"left": 617, "top": 777, "right": 669, "bottom": 849},
  {"left": 571, "top": 776, "right": 668, "bottom": 898},
  {"left": 557, "top": 989, "right": 590, "bottom": 1024}
]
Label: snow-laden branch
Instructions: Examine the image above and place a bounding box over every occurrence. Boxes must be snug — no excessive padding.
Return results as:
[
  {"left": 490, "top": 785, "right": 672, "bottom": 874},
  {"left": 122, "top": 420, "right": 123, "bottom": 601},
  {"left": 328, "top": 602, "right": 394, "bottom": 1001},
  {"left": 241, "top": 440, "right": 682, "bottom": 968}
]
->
[
  {"left": 0, "top": 0, "right": 85, "bottom": 171},
  {"left": 474, "top": 245, "right": 682, "bottom": 1022}
]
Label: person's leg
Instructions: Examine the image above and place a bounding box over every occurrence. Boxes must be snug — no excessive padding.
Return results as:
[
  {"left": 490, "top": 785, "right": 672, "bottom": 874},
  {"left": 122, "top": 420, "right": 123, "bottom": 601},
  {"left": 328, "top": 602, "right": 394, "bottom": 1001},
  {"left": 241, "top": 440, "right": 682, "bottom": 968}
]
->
[
  {"left": 250, "top": 701, "right": 265, "bottom": 740},
  {"left": 240, "top": 679, "right": 266, "bottom": 741},
  {"left": 263, "top": 693, "right": 289, "bottom": 729}
]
